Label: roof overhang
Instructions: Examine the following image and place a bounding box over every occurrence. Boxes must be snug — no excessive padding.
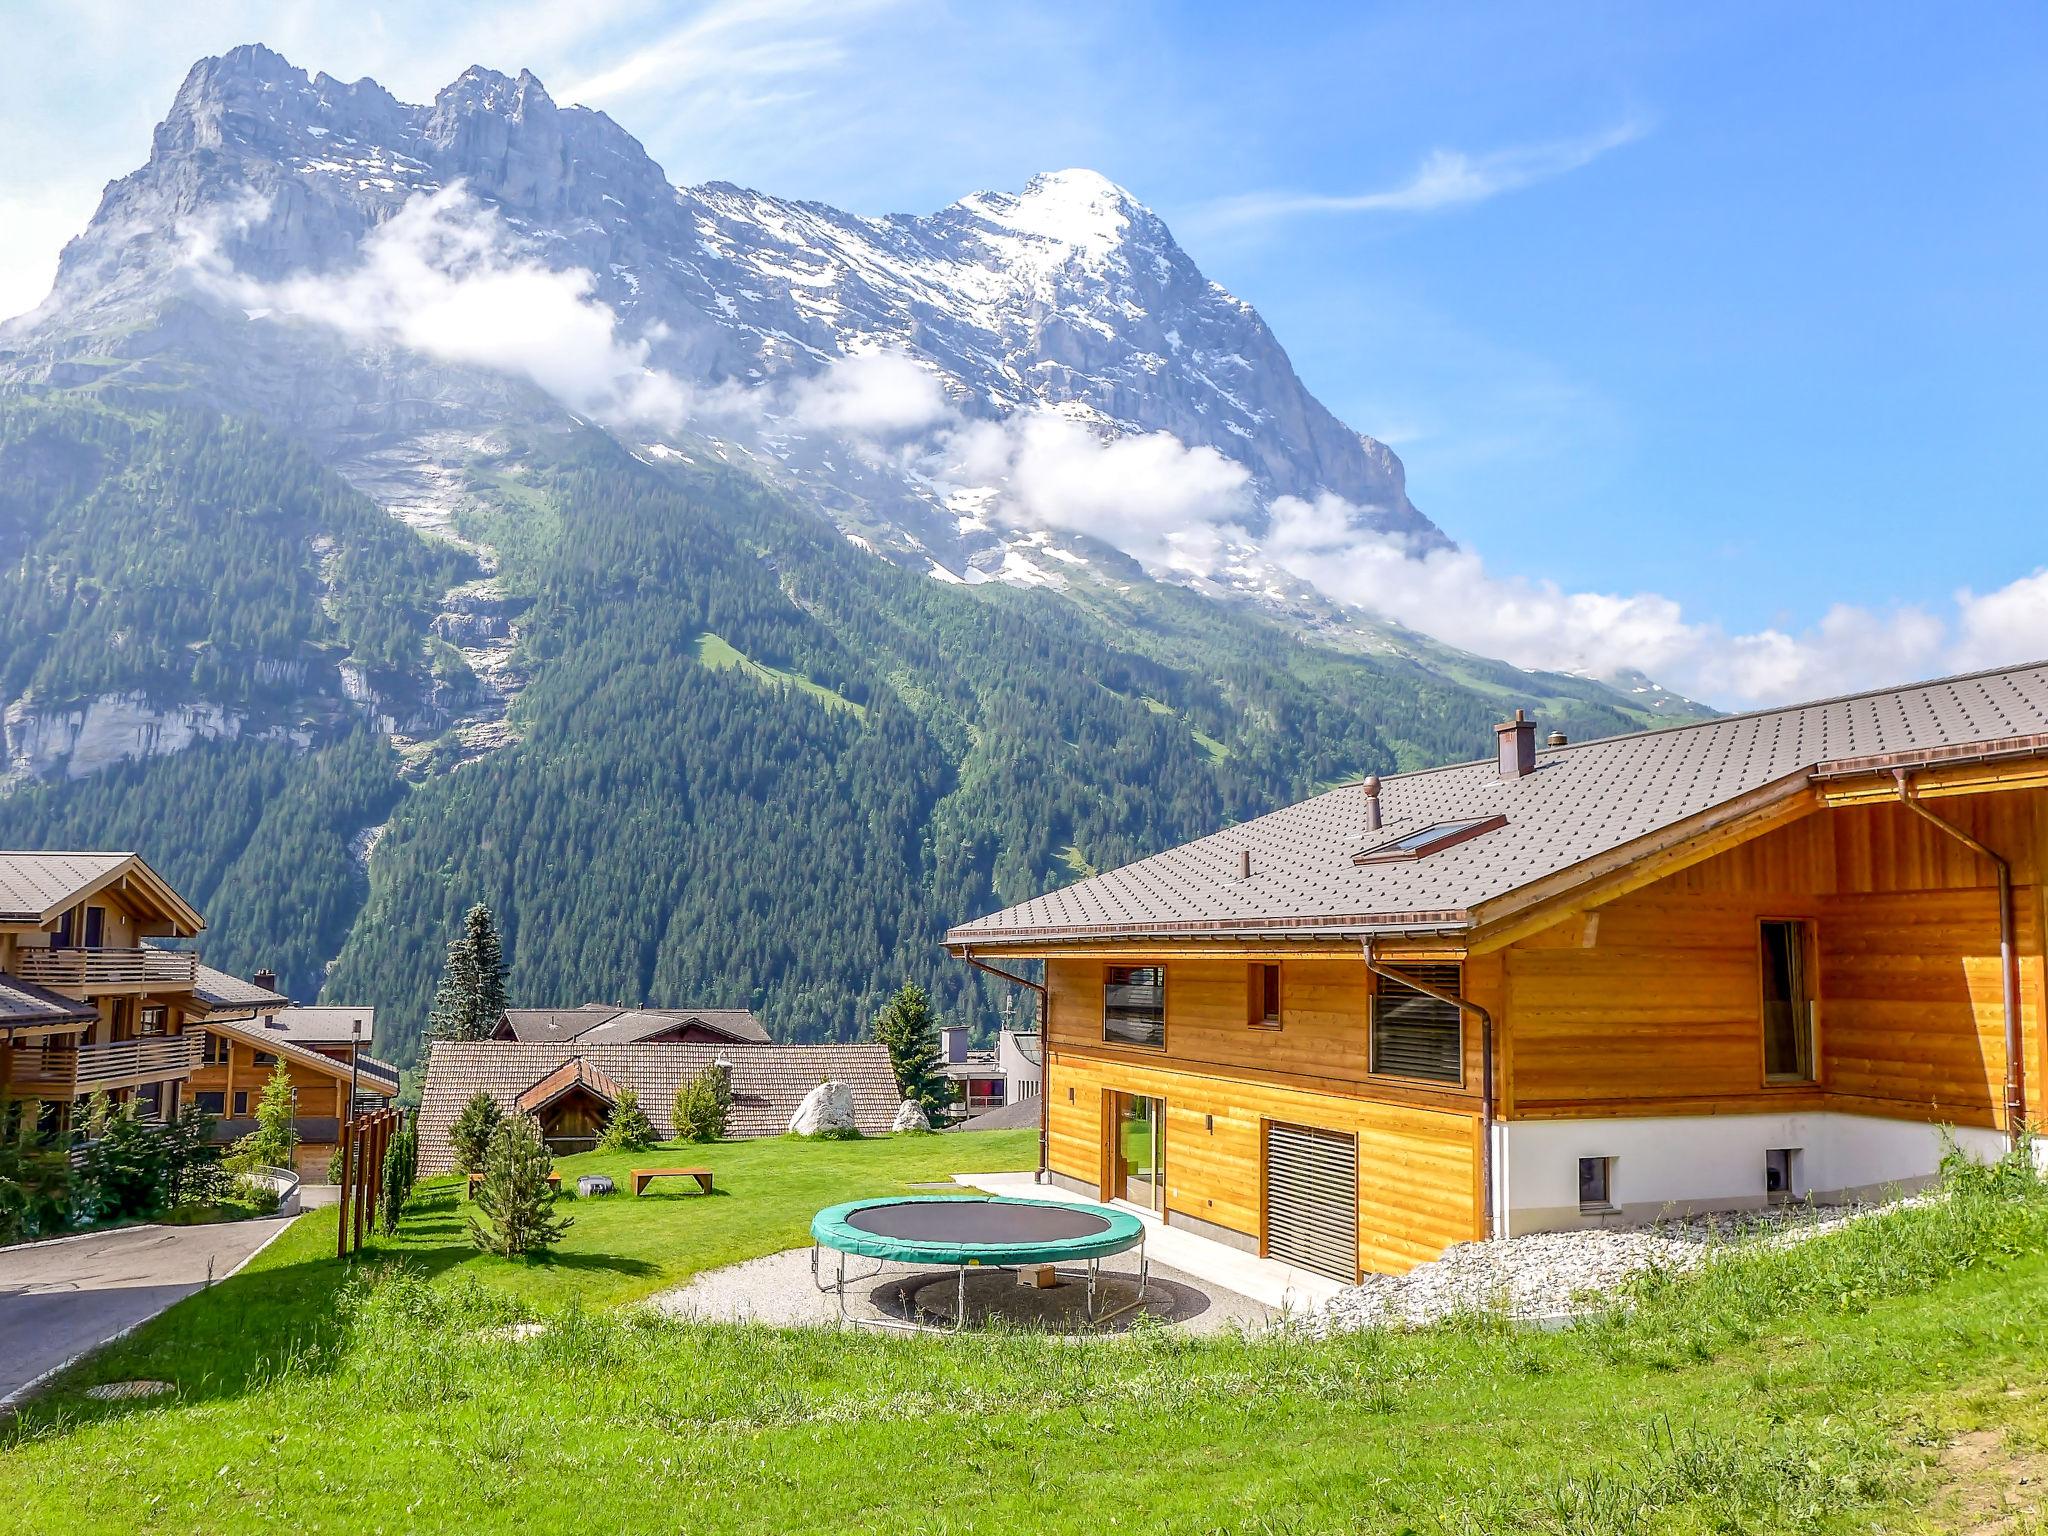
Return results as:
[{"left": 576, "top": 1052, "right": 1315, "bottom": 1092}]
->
[
  {"left": 205, "top": 1016, "right": 360, "bottom": 1086},
  {"left": 0, "top": 853, "right": 207, "bottom": 935}
]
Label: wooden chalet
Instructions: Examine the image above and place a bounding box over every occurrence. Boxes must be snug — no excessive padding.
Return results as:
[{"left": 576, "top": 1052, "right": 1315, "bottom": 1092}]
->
[{"left": 947, "top": 663, "right": 2048, "bottom": 1282}]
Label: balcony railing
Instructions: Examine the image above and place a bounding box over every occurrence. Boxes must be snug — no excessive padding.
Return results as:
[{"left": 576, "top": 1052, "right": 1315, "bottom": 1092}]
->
[
  {"left": 9, "top": 1033, "right": 205, "bottom": 1094},
  {"left": 12, "top": 946, "right": 199, "bottom": 993}
]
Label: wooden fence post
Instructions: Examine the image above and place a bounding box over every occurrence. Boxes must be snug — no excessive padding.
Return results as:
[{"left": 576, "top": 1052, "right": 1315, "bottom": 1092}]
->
[{"left": 335, "top": 1115, "right": 353, "bottom": 1261}]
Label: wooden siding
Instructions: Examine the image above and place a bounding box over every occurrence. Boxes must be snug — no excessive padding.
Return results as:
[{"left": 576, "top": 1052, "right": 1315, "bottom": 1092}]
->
[
  {"left": 188, "top": 1039, "right": 349, "bottom": 1120},
  {"left": 1044, "top": 957, "right": 1481, "bottom": 1275},
  {"left": 1503, "top": 791, "right": 2048, "bottom": 1128}
]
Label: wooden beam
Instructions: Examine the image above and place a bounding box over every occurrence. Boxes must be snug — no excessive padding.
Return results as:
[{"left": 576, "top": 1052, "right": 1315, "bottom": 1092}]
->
[{"left": 1818, "top": 760, "right": 2048, "bottom": 807}]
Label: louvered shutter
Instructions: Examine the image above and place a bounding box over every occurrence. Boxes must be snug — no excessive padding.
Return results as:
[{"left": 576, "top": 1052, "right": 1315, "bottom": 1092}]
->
[{"left": 1264, "top": 1120, "right": 1359, "bottom": 1282}]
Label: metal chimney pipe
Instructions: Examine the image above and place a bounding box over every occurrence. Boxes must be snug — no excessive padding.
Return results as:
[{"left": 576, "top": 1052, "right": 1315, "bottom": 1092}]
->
[{"left": 1361, "top": 775, "right": 1382, "bottom": 834}]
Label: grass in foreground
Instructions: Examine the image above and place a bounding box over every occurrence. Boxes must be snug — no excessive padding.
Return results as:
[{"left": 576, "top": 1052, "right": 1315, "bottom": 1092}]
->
[{"left": 4, "top": 1140, "right": 2046, "bottom": 1534}]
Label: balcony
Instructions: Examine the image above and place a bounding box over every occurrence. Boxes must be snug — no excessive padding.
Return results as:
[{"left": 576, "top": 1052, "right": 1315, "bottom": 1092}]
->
[
  {"left": 8, "top": 1033, "right": 205, "bottom": 1095},
  {"left": 12, "top": 946, "right": 199, "bottom": 995}
]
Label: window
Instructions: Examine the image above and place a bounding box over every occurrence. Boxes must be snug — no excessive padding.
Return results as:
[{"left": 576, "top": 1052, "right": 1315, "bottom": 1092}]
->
[
  {"left": 82, "top": 906, "right": 105, "bottom": 948},
  {"left": 194, "top": 1092, "right": 225, "bottom": 1115},
  {"left": 1356, "top": 815, "right": 1508, "bottom": 864},
  {"left": 1760, "top": 919, "right": 1816, "bottom": 1082},
  {"left": 52, "top": 909, "right": 73, "bottom": 947},
  {"left": 231, "top": 1091, "right": 250, "bottom": 1117},
  {"left": 203, "top": 1033, "right": 230, "bottom": 1065},
  {"left": 1578, "top": 1156, "right": 1615, "bottom": 1213},
  {"left": 139, "top": 1007, "right": 167, "bottom": 1038},
  {"left": 1765, "top": 1147, "right": 1800, "bottom": 1200},
  {"left": 1103, "top": 965, "right": 1166, "bottom": 1049},
  {"left": 1369, "top": 964, "right": 1463, "bottom": 1084},
  {"left": 252, "top": 1051, "right": 278, "bottom": 1067},
  {"left": 1248, "top": 963, "right": 1282, "bottom": 1028}
]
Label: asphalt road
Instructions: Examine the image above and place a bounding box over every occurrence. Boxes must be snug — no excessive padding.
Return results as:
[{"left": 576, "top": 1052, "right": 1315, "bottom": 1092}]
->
[{"left": 0, "top": 1216, "right": 295, "bottom": 1403}]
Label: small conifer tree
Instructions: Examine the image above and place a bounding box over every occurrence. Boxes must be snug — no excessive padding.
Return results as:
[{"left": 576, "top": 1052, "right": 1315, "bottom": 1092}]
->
[
  {"left": 673, "top": 1066, "right": 732, "bottom": 1142},
  {"left": 598, "top": 1088, "right": 657, "bottom": 1152},
  {"left": 466, "top": 1115, "right": 571, "bottom": 1257},
  {"left": 450, "top": 1091, "right": 503, "bottom": 1175},
  {"left": 427, "top": 903, "right": 510, "bottom": 1042},
  {"left": 871, "top": 982, "right": 952, "bottom": 1119},
  {"left": 379, "top": 1120, "right": 418, "bottom": 1236},
  {"left": 243, "top": 1062, "right": 297, "bottom": 1170}
]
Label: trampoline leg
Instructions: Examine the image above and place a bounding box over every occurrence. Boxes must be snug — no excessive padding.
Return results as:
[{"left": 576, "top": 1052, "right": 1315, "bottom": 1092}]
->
[{"left": 954, "top": 1264, "right": 968, "bottom": 1333}]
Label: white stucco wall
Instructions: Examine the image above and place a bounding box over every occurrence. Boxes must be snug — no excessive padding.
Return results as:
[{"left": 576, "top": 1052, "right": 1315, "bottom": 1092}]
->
[{"left": 1496, "top": 1112, "right": 2008, "bottom": 1235}]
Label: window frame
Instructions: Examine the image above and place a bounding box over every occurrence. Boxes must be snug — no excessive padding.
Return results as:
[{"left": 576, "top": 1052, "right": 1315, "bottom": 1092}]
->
[
  {"left": 1101, "top": 963, "right": 1168, "bottom": 1052},
  {"left": 1247, "top": 962, "right": 1282, "bottom": 1029},
  {"left": 1366, "top": 963, "right": 1467, "bottom": 1088},
  {"left": 1578, "top": 1155, "right": 1616, "bottom": 1214},
  {"left": 1355, "top": 814, "right": 1508, "bottom": 865},
  {"left": 1757, "top": 916, "right": 1821, "bottom": 1086}
]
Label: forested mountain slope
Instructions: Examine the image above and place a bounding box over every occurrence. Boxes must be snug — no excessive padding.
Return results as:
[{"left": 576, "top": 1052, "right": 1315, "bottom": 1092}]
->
[{"left": 0, "top": 399, "right": 1667, "bottom": 1064}]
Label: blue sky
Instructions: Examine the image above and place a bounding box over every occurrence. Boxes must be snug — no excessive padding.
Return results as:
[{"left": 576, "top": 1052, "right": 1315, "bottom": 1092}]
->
[{"left": 3, "top": 1, "right": 2043, "bottom": 699}]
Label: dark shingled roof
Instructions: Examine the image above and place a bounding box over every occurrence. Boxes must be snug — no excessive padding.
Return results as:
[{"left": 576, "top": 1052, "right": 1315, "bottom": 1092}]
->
[
  {"left": 192, "top": 964, "right": 291, "bottom": 1015},
  {"left": 417, "top": 1042, "right": 897, "bottom": 1173},
  {"left": 0, "top": 971, "right": 99, "bottom": 1031},
  {"left": 492, "top": 1006, "right": 771, "bottom": 1045},
  {"left": 947, "top": 661, "right": 2048, "bottom": 944}
]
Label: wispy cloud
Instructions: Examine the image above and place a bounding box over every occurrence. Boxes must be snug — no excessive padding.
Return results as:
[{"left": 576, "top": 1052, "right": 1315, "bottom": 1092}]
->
[
  {"left": 555, "top": 0, "right": 902, "bottom": 106},
  {"left": 1199, "top": 121, "right": 1646, "bottom": 230}
]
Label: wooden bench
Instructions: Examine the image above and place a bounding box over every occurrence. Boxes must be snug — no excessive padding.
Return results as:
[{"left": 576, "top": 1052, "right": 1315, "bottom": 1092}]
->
[
  {"left": 632, "top": 1167, "right": 714, "bottom": 1198},
  {"left": 468, "top": 1169, "right": 561, "bottom": 1199}
]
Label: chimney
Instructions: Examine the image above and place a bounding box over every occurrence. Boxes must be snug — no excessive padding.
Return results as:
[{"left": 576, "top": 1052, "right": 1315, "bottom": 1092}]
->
[
  {"left": 942, "top": 1024, "right": 968, "bottom": 1064},
  {"left": 1546, "top": 730, "right": 1568, "bottom": 748},
  {"left": 1361, "top": 774, "right": 1382, "bottom": 834},
  {"left": 1238, "top": 848, "right": 1252, "bottom": 880},
  {"left": 252, "top": 968, "right": 278, "bottom": 993},
  {"left": 1495, "top": 710, "right": 1537, "bottom": 779}
]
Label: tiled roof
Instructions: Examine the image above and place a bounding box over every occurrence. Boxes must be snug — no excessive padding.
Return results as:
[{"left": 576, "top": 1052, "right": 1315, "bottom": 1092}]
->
[
  {"left": 0, "top": 971, "right": 98, "bottom": 1030},
  {"left": 493, "top": 1005, "right": 771, "bottom": 1045},
  {"left": 947, "top": 661, "right": 2048, "bottom": 943},
  {"left": 192, "top": 964, "right": 291, "bottom": 1014},
  {"left": 417, "top": 1041, "right": 899, "bottom": 1174},
  {"left": 0, "top": 852, "right": 133, "bottom": 924},
  {"left": 515, "top": 1056, "right": 626, "bottom": 1115},
  {"left": 265, "top": 1006, "right": 378, "bottom": 1048}
]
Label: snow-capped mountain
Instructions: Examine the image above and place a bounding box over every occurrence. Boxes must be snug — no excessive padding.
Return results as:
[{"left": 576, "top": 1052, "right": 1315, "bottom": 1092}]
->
[{"left": 2, "top": 44, "right": 1436, "bottom": 597}]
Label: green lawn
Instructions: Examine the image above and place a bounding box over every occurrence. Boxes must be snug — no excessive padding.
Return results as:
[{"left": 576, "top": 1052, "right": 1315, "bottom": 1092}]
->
[{"left": 4, "top": 1138, "right": 2046, "bottom": 1534}]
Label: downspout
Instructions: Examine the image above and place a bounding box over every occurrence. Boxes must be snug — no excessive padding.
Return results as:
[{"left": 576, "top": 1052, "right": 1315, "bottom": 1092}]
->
[
  {"left": 1363, "top": 936, "right": 1496, "bottom": 1239},
  {"left": 960, "top": 949, "right": 1051, "bottom": 1185},
  {"left": 1893, "top": 770, "right": 2026, "bottom": 1147}
]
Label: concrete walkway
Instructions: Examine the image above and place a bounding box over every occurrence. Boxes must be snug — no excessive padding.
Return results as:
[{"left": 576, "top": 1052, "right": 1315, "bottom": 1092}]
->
[
  {"left": 955, "top": 1171, "right": 1349, "bottom": 1314},
  {"left": 0, "top": 1216, "right": 296, "bottom": 1404}
]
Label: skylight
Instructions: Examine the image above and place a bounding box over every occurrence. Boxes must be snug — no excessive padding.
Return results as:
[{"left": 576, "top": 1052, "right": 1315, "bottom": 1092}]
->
[{"left": 1355, "top": 815, "right": 1507, "bottom": 864}]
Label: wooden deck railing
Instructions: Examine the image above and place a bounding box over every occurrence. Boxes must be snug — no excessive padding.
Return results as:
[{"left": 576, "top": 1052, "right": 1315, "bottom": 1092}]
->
[
  {"left": 9, "top": 1033, "right": 206, "bottom": 1093},
  {"left": 13, "top": 946, "right": 199, "bottom": 992}
]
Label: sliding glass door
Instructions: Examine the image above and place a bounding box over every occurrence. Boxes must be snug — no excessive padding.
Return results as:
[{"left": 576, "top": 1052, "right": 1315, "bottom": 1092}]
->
[{"left": 1111, "top": 1093, "right": 1165, "bottom": 1214}]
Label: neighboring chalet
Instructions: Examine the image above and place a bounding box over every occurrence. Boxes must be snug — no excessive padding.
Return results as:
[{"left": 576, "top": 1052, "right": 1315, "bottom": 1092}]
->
[
  {"left": 0, "top": 852, "right": 210, "bottom": 1134},
  {"left": 185, "top": 980, "right": 399, "bottom": 1177},
  {"left": 488, "top": 1004, "right": 772, "bottom": 1047},
  {"left": 946, "top": 663, "right": 2048, "bottom": 1282},
  {"left": 417, "top": 1041, "right": 898, "bottom": 1170},
  {"left": 939, "top": 1021, "right": 1042, "bottom": 1115}
]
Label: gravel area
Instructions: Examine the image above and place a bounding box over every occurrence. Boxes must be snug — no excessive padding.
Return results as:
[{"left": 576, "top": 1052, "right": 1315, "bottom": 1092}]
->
[
  {"left": 1311, "top": 1194, "right": 1928, "bottom": 1334},
  {"left": 648, "top": 1246, "right": 1275, "bottom": 1336}
]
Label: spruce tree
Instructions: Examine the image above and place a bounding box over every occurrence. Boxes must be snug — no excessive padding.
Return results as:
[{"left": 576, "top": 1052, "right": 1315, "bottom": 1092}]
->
[
  {"left": 450, "top": 1092, "right": 503, "bottom": 1175},
  {"left": 240, "top": 1062, "right": 297, "bottom": 1170},
  {"left": 427, "top": 902, "right": 508, "bottom": 1042},
  {"left": 672, "top": 1068, "right": 732, "bottom": 1142},
  {"left": 871, "top": 981, "right": 952, "bottom": 1119},
  {"left": 467, "top": 1115, "right": 571, "bottom": 1257},
  {"left": 379, "top": 1120, "right": 417, "bottom": 1236},
  {"left": 598, "top": 1088, "right": 657, "bottom": 1152}
]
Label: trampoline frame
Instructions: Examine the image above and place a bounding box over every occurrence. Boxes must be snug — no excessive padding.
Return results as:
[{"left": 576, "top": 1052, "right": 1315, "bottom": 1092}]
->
[{"left": 809, "top": 1195, "right": 1153, "bottom": 1333}]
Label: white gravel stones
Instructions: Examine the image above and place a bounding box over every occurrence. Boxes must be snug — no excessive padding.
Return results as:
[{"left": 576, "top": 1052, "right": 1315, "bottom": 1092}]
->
[{"left": 1311, "top": 1194, "right": 1923, "bottom": 1334}]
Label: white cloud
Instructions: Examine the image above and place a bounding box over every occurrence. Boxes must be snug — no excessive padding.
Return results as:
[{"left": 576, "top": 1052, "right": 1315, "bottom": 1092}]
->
[
  {"left": 787, "top": 348, "right": 952, "bottom": 436},
  {"left": 0, "top": 182, "right": 104, "bottom": 323},
  {"left": 1199, "top": 122, "right": 1645, "bottom": 229},
  {"left": 556, "top": 0, "right": 900, "bottom": 107},
  {"left": 190, "top": 186, "right": 709, "bottom": 432}
]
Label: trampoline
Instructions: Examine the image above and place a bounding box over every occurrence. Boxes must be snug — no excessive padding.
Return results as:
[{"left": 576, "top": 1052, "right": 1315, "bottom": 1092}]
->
[{"left": 810, "top": 1195, "right": 1152, "bottom": 1332}]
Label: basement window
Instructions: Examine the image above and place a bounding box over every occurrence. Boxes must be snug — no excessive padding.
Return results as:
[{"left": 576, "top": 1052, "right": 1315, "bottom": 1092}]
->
[
  {"left": 1765, "top": 1148, "right": 1801, "bottom": 1201},
  {"left": 1578, "top": 1156, "right": 1615, "bottom": 1214},
  {"left": 1355, "top": 815, "right": 1507, "bottom": 864}
]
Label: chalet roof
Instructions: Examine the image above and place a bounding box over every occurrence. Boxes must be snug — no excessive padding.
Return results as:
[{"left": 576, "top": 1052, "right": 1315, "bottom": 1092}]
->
[
  {"left": 0, "top": 851, "right": 204, "bottom": 933},
  {"left": 946, "top": 660, "right": 2048, "bottom": 945},
  {"left": 205, "top": 1015, "right": 400, "bottom": 1097},
  {"left": 263, "top": 1006, "right": 378, "bottom": 1048},
  {"left": 0, "top": 971, "right": 99, "bottom": 1032},
  {"left": 191, "top": 964, "right": 291, "bottom": 1016},
  {"left": 416, "top": 1041, "right": 897, "bottom": 1174},
  {"left": 515, "top": 1056, "right": 625, "bottom": 1116},
  {"left": 492, "top": 1005, "right": 771, "bottom": 1045}
]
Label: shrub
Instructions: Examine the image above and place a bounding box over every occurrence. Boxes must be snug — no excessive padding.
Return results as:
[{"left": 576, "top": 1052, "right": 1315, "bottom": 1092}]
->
[
  {"left": 161, "top": 1104, "right": 231, "bottom": 1208},
  {"left": 450, "top": 1092, "right": 504, "bottom": 1175},
  {"left": 673, "top": 1067, "right": 732, "bottom": 1143},
  {"left": 77, "top": 1102, "right": 170, "bottom": 1221},
  {"left": 380, "top": 1121, "right": 418, "bottom": 1236},
  {"left": 467, "top": 1115, "right": 572, "bottom": 1257},
  {"left": 0, "top": 1115, "right": 71, "bottom": 1243},
  {"left": 598, "top": 1089, "right": 657, "bottom": 1152}
]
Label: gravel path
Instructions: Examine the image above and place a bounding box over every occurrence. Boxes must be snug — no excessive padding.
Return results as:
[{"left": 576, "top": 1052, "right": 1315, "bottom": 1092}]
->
[
  {"left": 1311, "top": 1195, "right": 1926, "bottom": 1334},
  {"left": 648, "top": 1246, "right": 1275, "bottom": 1335}
]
